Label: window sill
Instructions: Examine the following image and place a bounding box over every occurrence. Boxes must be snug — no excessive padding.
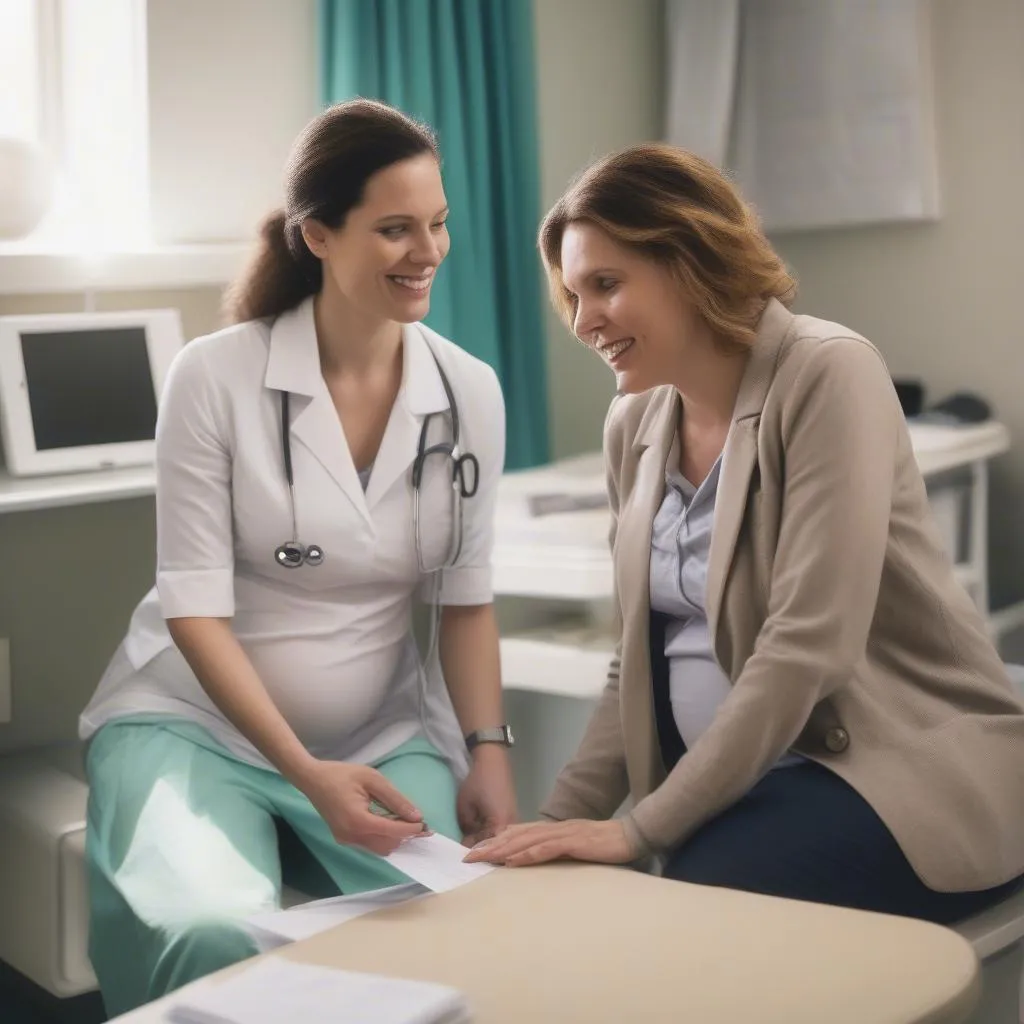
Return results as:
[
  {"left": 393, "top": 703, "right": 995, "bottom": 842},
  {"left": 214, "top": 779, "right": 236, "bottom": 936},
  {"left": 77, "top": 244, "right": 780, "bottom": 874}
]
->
[{"left": 0, "top": 242, "right": 251, "bottom": 296}]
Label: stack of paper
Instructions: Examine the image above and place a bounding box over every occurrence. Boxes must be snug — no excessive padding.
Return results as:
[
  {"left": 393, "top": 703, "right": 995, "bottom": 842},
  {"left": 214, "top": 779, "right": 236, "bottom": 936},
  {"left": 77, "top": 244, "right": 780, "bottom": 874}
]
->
[{"left": 167, "top": 958, "right": 471, "bottom": 1024}]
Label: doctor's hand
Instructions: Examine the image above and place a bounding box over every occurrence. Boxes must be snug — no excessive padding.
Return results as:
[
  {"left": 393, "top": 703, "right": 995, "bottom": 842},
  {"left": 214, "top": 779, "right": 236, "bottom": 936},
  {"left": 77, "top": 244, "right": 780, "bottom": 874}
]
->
[
  {"left": 463, "top": 819, "right": 634, "bottom": 867},
  {"left": 300, "top": 761, "right": 426, "bottom": 857},
  {"left": 457, "top": 744, "right": 519, "bottom": 847}
]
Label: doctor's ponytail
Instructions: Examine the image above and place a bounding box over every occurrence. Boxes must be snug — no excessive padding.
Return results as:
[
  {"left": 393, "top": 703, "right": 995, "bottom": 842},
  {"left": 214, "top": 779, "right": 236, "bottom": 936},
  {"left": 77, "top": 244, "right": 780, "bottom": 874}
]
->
[
  {"left": 223, "top": 99, "right": 438, "bottom": 325},
  {"left": 223, "top": 209, "right": 318, "bottom": 323}
]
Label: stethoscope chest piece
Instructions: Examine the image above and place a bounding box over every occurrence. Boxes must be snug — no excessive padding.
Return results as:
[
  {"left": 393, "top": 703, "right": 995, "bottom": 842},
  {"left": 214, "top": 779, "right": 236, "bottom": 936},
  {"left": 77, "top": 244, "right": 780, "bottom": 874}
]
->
[{"left": 275, "top": 540, "right": 324, "bottom": 569}]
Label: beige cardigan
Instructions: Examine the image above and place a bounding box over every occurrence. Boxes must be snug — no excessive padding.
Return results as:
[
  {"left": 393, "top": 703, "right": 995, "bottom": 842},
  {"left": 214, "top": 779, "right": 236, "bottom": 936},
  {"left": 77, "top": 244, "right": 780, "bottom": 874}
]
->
[{"left": 541, "top": 299, "right": 1024, "bottom": 893}]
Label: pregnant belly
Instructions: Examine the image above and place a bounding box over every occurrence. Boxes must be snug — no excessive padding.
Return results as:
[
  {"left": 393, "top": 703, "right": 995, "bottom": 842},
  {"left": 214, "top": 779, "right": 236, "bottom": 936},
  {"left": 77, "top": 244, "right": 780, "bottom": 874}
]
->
[{"left": 243, "top": 636, "right": 408, "bottom": 752}]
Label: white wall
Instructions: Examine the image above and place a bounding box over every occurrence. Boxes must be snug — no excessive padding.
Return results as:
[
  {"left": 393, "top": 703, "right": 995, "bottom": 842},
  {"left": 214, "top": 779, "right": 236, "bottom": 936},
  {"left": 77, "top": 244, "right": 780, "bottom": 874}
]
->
[
  {"left": 770, "top": 0, "right": 1024, "bottom": 609},
  {"left": 535, "top": 0, "right": 665, "bottom": 458},
  {"left": 147, "top": 0, "right": 319, "bottom": 243}
]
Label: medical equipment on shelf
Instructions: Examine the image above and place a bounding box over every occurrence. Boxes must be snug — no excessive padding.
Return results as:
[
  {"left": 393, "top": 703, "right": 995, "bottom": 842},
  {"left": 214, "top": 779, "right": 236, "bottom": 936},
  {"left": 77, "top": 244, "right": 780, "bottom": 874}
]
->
[{"left": 0, "top": 309, "right": 184, "bottom": 478}]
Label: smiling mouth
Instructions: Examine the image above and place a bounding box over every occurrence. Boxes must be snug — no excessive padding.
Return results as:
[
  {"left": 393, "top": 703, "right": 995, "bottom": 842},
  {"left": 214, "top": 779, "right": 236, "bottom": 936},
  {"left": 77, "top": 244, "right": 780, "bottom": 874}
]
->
[
  {"left": 597, "top": 337, "right": 634, "bottom": 361},
  {"left": 388, "top": 273, "right": 433, "bottom": 294}
]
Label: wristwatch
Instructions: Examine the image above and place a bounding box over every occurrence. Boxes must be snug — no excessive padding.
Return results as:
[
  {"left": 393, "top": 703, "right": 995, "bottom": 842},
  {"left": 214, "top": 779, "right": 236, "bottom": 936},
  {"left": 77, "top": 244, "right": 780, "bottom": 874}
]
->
[{"left": 465, "top": 725, "right": 515, "bottom": 752}]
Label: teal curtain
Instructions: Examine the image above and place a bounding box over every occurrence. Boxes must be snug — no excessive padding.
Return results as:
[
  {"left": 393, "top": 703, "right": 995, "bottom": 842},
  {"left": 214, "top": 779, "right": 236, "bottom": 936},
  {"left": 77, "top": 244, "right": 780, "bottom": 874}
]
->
[{"left": 319, "top": 0, "right": 549, "bottom": 469}]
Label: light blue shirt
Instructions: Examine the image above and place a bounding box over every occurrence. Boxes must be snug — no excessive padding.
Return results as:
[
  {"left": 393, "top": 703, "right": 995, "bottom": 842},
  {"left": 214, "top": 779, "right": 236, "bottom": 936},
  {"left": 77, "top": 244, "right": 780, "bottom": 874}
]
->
[
  {"left": 649, "top": 448, "right": 732, "bottom": 750},
  {"left": 649, "top": 441, "right": 801, "bottom": 768}
]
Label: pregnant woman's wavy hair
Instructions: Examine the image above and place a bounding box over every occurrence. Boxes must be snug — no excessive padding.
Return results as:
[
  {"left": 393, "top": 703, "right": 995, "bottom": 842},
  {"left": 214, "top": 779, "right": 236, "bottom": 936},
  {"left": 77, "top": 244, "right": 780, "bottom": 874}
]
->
[{"left": 539, "top": 144, "right": 797, "bottom": 352}]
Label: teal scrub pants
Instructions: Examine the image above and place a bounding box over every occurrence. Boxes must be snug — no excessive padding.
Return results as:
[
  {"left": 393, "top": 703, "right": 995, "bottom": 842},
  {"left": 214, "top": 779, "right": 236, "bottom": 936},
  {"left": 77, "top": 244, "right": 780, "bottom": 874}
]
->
[{"left": 84, "top": 718, "right": 460, "bottom": 1017}]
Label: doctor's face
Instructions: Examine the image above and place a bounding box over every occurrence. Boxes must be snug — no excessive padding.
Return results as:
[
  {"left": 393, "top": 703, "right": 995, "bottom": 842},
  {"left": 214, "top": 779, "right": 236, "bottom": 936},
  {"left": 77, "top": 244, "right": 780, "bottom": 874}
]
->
[
  {"left": 561, "top": 221, "right": 709, "bottom": 395},
  {"left": 311, "top": 153, "right": 450, "bottom": 325}
]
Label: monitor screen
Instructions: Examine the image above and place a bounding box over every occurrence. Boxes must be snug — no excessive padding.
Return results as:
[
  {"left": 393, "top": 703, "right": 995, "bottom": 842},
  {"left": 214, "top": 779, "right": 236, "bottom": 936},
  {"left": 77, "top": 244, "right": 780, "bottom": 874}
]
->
[{"left": 19, "top": 327, "right": 158, "bottom": 451}]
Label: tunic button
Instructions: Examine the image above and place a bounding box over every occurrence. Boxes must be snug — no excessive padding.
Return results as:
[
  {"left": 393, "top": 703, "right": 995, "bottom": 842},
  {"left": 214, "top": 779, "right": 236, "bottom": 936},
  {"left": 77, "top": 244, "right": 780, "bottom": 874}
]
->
[{"left": 824, "top": 727, "right": 850, "bottom": 753}]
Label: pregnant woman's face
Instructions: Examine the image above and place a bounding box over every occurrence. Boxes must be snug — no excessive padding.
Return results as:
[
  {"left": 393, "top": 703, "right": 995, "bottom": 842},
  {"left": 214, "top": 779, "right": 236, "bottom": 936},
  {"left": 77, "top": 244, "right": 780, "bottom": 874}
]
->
[{"left": 559, "top": 221, "right": 713, "bottom": 396}]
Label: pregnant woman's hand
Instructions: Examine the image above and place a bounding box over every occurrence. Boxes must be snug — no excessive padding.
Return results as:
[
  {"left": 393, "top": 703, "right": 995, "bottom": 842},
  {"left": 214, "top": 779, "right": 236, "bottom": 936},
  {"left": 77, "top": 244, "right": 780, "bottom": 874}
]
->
[{"left": 301, "top": 761, "right": 427, "bottom": 856}]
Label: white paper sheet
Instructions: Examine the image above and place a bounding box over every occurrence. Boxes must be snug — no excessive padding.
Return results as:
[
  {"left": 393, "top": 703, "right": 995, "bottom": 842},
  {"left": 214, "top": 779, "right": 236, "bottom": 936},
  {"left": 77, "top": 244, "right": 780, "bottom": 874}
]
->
[
  {"left": 244, "top": 882, "right": 429, "bottom": 950},
  {"left": 384, "top": 833, "right": 495, "bottom": 893},
  {"left": 165, "top": 957, "right": 471, "bottom": 1024}
]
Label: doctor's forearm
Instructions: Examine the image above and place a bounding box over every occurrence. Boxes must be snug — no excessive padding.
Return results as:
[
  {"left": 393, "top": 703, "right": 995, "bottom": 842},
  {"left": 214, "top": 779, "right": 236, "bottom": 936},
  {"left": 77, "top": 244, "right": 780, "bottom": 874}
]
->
[
  {"left": 438, "top": 603, "right": 506, "bottom": 736},
  {"left": 167, "top": 617, "right": 319, "bottom": 788}
]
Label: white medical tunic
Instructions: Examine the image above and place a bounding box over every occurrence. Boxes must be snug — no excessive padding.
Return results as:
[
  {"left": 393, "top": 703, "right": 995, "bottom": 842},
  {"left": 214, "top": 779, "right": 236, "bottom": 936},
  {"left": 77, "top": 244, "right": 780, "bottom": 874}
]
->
[{"left": 79, "top": 299, "right": 505, "bottom": 779}]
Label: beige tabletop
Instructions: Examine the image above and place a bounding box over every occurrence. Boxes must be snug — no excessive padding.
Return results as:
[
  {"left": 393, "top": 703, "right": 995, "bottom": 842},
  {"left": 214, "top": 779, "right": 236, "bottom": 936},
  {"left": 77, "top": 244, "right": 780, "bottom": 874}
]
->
[{"left": 116, "top": 863, "right": 980, "bottom": 1024}]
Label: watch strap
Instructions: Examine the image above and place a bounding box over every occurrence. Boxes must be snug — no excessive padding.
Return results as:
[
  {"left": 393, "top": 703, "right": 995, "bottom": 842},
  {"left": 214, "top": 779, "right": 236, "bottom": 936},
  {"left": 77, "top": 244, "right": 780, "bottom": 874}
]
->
[{"left": 465, "top": 726, "right": 514, "bottom": 751}]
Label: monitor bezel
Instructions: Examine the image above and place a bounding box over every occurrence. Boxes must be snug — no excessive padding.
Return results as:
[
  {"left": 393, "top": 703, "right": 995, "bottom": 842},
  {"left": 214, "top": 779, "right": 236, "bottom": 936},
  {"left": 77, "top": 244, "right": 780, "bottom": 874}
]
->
[{"left": 0, "top": 308, "right": 184, "bottom": 477}]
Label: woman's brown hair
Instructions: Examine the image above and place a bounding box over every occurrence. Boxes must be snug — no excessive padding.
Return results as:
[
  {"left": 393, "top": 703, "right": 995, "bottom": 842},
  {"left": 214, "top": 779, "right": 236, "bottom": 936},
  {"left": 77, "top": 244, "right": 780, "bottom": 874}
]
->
[
  {"left": 538, "top": 143, "right": 796, "bottom": 347},
  {"left": 223, "top": 99, "right": 438, "bottom": 324}
]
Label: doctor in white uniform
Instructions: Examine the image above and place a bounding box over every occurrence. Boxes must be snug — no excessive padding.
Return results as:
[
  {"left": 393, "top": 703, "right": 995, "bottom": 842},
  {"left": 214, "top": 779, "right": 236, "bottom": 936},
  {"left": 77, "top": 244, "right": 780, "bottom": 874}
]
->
[{"left": 78, "top": 99, "right": 517, "bottom": 1016}]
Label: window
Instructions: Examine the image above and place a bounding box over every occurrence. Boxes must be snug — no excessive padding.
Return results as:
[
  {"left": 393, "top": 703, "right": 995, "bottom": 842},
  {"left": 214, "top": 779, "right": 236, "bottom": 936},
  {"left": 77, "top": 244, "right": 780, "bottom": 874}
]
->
[
  {"left": 0, "top": 0, "right": 41, "bottom": 143},
  {"left": 0, "top": 0, "right": 311, "bottom": 292},
  {"left": 0, "top": 0, "right": 149, "bottom": 250}
]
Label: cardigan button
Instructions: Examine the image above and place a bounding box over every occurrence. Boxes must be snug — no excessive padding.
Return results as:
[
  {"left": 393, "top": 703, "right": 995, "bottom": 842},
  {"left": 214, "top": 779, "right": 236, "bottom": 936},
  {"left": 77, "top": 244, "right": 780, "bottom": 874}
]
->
[{"left": 824, "top": 727, "right": 850, "bottom": 753}]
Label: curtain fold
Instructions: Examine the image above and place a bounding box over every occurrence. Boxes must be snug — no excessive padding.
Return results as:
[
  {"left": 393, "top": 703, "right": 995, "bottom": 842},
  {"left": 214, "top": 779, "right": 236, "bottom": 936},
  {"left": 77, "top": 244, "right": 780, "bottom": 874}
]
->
[{"left": 319, "top": 0, "right": 549, "bottom": 469}]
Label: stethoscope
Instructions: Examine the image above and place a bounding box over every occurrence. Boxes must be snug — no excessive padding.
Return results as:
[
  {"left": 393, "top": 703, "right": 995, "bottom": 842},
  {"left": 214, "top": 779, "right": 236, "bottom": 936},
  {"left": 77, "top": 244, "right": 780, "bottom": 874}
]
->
[{"left": 274, "top": 349, "right": 480, "bottom": 572}]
